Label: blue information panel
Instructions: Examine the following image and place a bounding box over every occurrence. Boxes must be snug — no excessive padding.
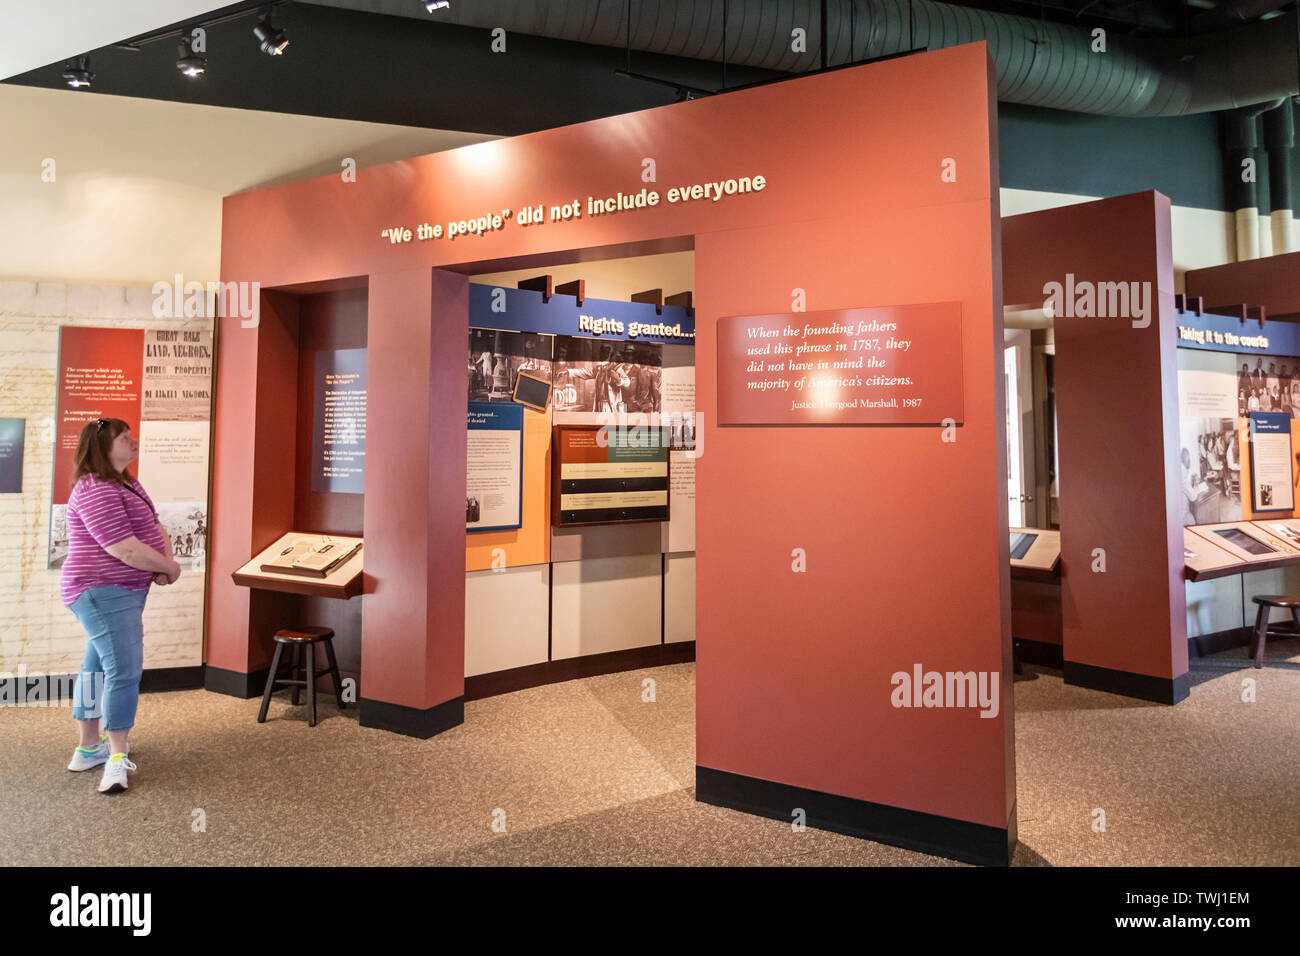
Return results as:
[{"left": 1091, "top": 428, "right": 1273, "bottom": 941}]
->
[
  {"left": 312, "top": 348, "right": 367, "bottom": 495},
  {"left": 0, "top": 418, "right": 24, "bottom": 493},
  {"left": 1247, "top": 411, "right": 1295, "bottom": 513},
  {"left": 467, "top": 402, "right": 524, "bottom": 532}
]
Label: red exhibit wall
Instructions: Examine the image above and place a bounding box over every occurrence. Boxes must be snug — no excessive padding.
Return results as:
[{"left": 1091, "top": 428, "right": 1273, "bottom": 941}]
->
[
  {"left": 1002, "top": 192, "right": 1188, "bottom": 702},
  {"left": 1185, "top": 250, "right": 1300, "bottom": 319},
  {"left": 215, "top": 43, "right": 1013, "bottom": 862},
  {"left": 52, "top": 328, "right": 144, "bottom": 501},
  {"left": 206, "top": 290, "right": 300, "bottom": 681},
  {"left": 694, "top": 205, "right": 1013, "bottom": 842}
]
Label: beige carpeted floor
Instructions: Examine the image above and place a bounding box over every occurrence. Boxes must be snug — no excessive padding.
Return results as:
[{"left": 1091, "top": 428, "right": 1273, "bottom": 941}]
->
[{"left": 2, "top": 640, "right": 1297, "bottom": 866}]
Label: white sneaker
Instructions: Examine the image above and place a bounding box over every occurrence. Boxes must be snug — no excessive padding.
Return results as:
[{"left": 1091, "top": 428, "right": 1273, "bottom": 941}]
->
[
  {"left": 97, "top": 753, "right": 137, "bottom": 794},
  {"left": 68, "top": 739, "right": 109, "bottom": 772},
  {"left": 68, "top": 735, "right": 129, "bottom": 772}
]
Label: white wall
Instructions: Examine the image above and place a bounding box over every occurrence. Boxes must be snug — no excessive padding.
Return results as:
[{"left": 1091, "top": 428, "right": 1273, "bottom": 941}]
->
[
  {"left": 0, "top": 281, "right": 210, "bottom": 675},
  {"left": 0, "top": 171, "right": 226, "bottom": 288},
  {"left": 0, "top": 84, "right": 491, "bottom": 286}
]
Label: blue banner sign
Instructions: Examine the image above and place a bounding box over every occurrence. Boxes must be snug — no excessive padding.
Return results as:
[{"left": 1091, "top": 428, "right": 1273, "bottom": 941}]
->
[
  {"left": 469, "top": 284, "right": 695, "bottom": 344},
  {"left": 1176, "top": 311, "right": 1300, "bottom": 357}
]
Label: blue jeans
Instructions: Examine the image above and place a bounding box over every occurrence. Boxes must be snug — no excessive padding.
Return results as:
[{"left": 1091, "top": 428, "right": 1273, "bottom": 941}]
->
[{"left": 69, "top": 586, "right": 148, "bottom": 732}]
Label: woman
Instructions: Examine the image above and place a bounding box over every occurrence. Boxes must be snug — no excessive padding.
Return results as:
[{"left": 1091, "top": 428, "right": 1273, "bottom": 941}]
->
[{"left": 62, "top": 418, "right": 181, "bottom": 795}]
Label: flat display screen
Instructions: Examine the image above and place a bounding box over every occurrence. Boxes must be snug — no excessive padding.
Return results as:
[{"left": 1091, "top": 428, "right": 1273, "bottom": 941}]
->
[
  {"left": 513, "top": 371, "right": 551, "bottom": 411},
  {"left": 1213, "top": 528, "right": 1276, "bottom": 556},
  {"left": 1009, "top": 532, "right": 1037, "bottom": 561}
]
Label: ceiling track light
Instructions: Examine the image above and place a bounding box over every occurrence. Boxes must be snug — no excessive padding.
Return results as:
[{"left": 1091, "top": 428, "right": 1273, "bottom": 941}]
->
[
  {"left": 253, "top": 13, "right": 288, "bottom": 55},
  {"left": 425, "top": 1, "right": 451, "bottom": 11},
  {"left": 176, "top": 34, "right": 207, "bottom": 78},
  {"left": 62, "top": 55, "right": 94, "bottom": 88}
]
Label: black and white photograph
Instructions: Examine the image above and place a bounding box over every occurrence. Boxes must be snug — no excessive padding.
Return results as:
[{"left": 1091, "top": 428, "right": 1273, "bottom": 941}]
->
[
  {"left": 1179, "top": 417, "right": 1241, "bottom": 525},
  {"left": 1238, "top": 355, "right": 1297, "bottom": 415},
  {"left": 468, "top": 329, "right": 552, "bottom": 403},
  {"left": 551, "top": 336, "right": 661, "bottom": 413}
]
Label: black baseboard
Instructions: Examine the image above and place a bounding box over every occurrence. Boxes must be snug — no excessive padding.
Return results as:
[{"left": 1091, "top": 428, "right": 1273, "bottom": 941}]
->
[
  {"left": 696, "top": 766, "right": 1014, "bottom": 867},
  {"left": 204, "top": 665, "right": 270, "bottom": 699},
  {"left": 359, "top": 695, "right": 464, "bottom": 739},
  {"left": 465, "top": 641, "right": 696, "bottom": 701},
  {"left": 1063, "top": 660, "right": 1189, "bottom": 704},
  {"left": 138, "top": 666, "right": 204, "bottom": 692},
  {"left": 1188, "top": 626, "right": 1249, "bottom": 659},
  {"left": 1013, "top": 638, "right": 1063, "bottom": 668}
]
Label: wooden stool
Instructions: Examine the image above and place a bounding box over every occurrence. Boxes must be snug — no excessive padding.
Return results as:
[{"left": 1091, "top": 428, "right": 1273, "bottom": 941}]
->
[
  {"left": 257, "top": 627, "right": 345, "bottom": 726},
  {"left": 1248, "top": 596, "right": 1300, "bottom": 669}
]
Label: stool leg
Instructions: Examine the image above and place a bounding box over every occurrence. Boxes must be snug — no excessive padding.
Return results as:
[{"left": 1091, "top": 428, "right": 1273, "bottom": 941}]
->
[
  {"left": 323, "top": 638, "right": 346, "bottom": 710},
  {"left": 291, "top": 644, "right": 302, "bottom": 706},
  {"left": 258, "top": 642, "right": 286, "bottom": 723},
  {"left": 1251, "top": 604, "right": 1269, "bottom": 669},
  {"left": 305, "top": 643, "right": 317, "bottom": 727}
]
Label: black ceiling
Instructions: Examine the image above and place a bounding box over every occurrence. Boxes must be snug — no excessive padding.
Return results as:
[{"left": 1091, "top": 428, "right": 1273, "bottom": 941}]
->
[
  {"left": 5, "top": 1, "right": 1296, "bottom": 135},
  {"left": 2, "top": 1, "right": 780, "bottom": 136}
]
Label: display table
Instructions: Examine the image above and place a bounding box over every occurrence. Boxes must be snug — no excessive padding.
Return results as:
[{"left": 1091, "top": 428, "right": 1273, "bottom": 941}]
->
[
  {"left": 232, "top": 532, "right": 364, "bottom": 599},
  {"left": 1009, "top": 527, "right": 1060, "bottom": 582},
  {"left": 1008, "top": 526, "right": 1062, "bottom": 656},
  {"left": 1184, "top": 520, "right": 1300, "bottom": 581}
]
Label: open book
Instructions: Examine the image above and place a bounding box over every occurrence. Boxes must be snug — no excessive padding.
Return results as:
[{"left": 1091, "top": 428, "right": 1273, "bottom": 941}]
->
[{"left": 259, "top": 538, "right": 362, "bottom": 578}]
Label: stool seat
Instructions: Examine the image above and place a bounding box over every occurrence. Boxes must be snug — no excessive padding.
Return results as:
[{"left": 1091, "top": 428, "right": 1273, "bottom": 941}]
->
[
  {"left": 274, "top": 627, "right": 334, "bottom": 643},
  {"left": 1251, "top": 595, "right": 1300, "bottom": 608},
  {"left": 259, "top": 626, "right": 344, "bottom": 726}
]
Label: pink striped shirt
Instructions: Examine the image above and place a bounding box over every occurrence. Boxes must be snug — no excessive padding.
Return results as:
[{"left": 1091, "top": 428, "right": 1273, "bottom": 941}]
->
[{"left": 60, "top": 474, "right": 165, "bottom": 607}]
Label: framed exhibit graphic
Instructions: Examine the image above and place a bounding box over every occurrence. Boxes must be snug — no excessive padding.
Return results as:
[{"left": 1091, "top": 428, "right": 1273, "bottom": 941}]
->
[
  {"left": 551, "top": 423, "right": 669, "bottom": 527},
  {"left": 232, "top": 532, "right": 364, "bottom": 599},
  {"left": 1247, "top": 411, "right": 1294, "bottom": 513},
  {"left": 49, "top": 326, "right": 213, "bottom": 568},
  {"left": 467, "top": 402, "right": 524, "bottom": 532},
  {"left": 716, "top": 303, "right": 964, "bottom": 426}
]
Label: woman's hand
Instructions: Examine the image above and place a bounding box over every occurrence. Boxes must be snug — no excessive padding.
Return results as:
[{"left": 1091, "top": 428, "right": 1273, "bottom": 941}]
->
[{"left": 153, "top": 560, "right": 182, "bottom": 585}]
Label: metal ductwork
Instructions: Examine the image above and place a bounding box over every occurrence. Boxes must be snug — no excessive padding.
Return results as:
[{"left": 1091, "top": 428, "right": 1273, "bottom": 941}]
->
[
  {"left": 310, "top": 0, "right": 1300, "bottom": 115},
  {"left": 1263, "top": 99, "right": 1296, "bottom": 252},
  {"left": 1223, "top": 101, "right": 1277, "bottom": 259}
]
